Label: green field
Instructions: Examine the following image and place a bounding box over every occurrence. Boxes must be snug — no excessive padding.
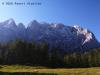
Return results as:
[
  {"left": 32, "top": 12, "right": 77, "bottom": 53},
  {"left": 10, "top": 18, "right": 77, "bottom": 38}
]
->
[{"left": 0, "top": 65, "right": 100, "bottom": 75}]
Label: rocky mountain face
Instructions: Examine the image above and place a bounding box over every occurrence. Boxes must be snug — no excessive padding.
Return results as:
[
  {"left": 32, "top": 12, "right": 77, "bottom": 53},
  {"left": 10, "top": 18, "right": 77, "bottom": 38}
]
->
[{"left": 0, "top": 19, "right": 99, "bottom": 52}]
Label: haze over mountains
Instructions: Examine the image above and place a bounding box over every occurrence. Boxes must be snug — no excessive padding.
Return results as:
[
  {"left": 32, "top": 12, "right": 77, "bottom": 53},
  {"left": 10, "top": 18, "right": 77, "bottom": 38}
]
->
[{"left": 0, "top": 19, "right": 99, "bottom": 52}]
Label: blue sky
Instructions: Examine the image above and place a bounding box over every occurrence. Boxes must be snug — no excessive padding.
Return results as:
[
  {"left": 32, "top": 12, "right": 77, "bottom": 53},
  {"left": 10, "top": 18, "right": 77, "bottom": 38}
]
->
[{"left": 0, "top": 0, "right": 100, "bottom": 42}]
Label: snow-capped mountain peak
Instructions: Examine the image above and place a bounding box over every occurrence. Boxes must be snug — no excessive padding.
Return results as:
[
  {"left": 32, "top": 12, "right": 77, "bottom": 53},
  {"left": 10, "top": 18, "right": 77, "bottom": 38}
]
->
[
  {"left": 6, "top": 18, "right": 15, "bottom": 24},
  {"left": 4, "top": 18, "right": 16, "bottom": 25},
  {"left": 0, "top": 19, "right": 17, "bottom": 29},
  {"left": 0, "top": 19, "right": 99, "bottom": 52},
  {"left": 51, "top": 23, "right": 65, "bottom": 29}
]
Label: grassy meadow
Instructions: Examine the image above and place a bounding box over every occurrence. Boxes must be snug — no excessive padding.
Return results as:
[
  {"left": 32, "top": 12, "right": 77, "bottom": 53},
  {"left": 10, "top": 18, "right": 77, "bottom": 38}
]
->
[{"left": 0, "top": 65, "right": 100, "bottom": 75}]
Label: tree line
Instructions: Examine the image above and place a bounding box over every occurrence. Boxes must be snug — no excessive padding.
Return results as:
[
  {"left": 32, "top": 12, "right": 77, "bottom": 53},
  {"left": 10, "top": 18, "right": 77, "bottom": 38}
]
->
[{"left": 0, "top": 39, "right": 100, "bottom": 68}]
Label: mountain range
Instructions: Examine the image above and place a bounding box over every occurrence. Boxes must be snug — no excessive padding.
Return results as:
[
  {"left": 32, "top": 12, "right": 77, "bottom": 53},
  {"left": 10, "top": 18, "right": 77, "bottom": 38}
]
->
[{"left": 0, "top": 19, "right": 100, "bottom": 52}]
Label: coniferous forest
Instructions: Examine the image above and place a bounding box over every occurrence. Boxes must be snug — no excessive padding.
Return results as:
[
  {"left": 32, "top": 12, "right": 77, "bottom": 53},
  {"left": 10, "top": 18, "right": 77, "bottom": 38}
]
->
[{"left": 0, "top": 39, "right": 100, "bottom": 68}]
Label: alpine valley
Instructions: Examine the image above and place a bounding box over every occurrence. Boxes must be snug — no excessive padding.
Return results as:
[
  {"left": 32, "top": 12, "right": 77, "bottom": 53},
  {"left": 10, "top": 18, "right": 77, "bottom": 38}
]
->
[{"left": 0, "top": 19, "right": 100, "bottom": 67}]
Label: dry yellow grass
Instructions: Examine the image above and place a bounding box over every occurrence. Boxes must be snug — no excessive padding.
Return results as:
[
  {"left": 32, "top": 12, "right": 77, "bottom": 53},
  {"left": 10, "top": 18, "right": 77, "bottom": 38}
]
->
[{"left": 0, "top": 65, "right": 100, "bottom": 75}]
